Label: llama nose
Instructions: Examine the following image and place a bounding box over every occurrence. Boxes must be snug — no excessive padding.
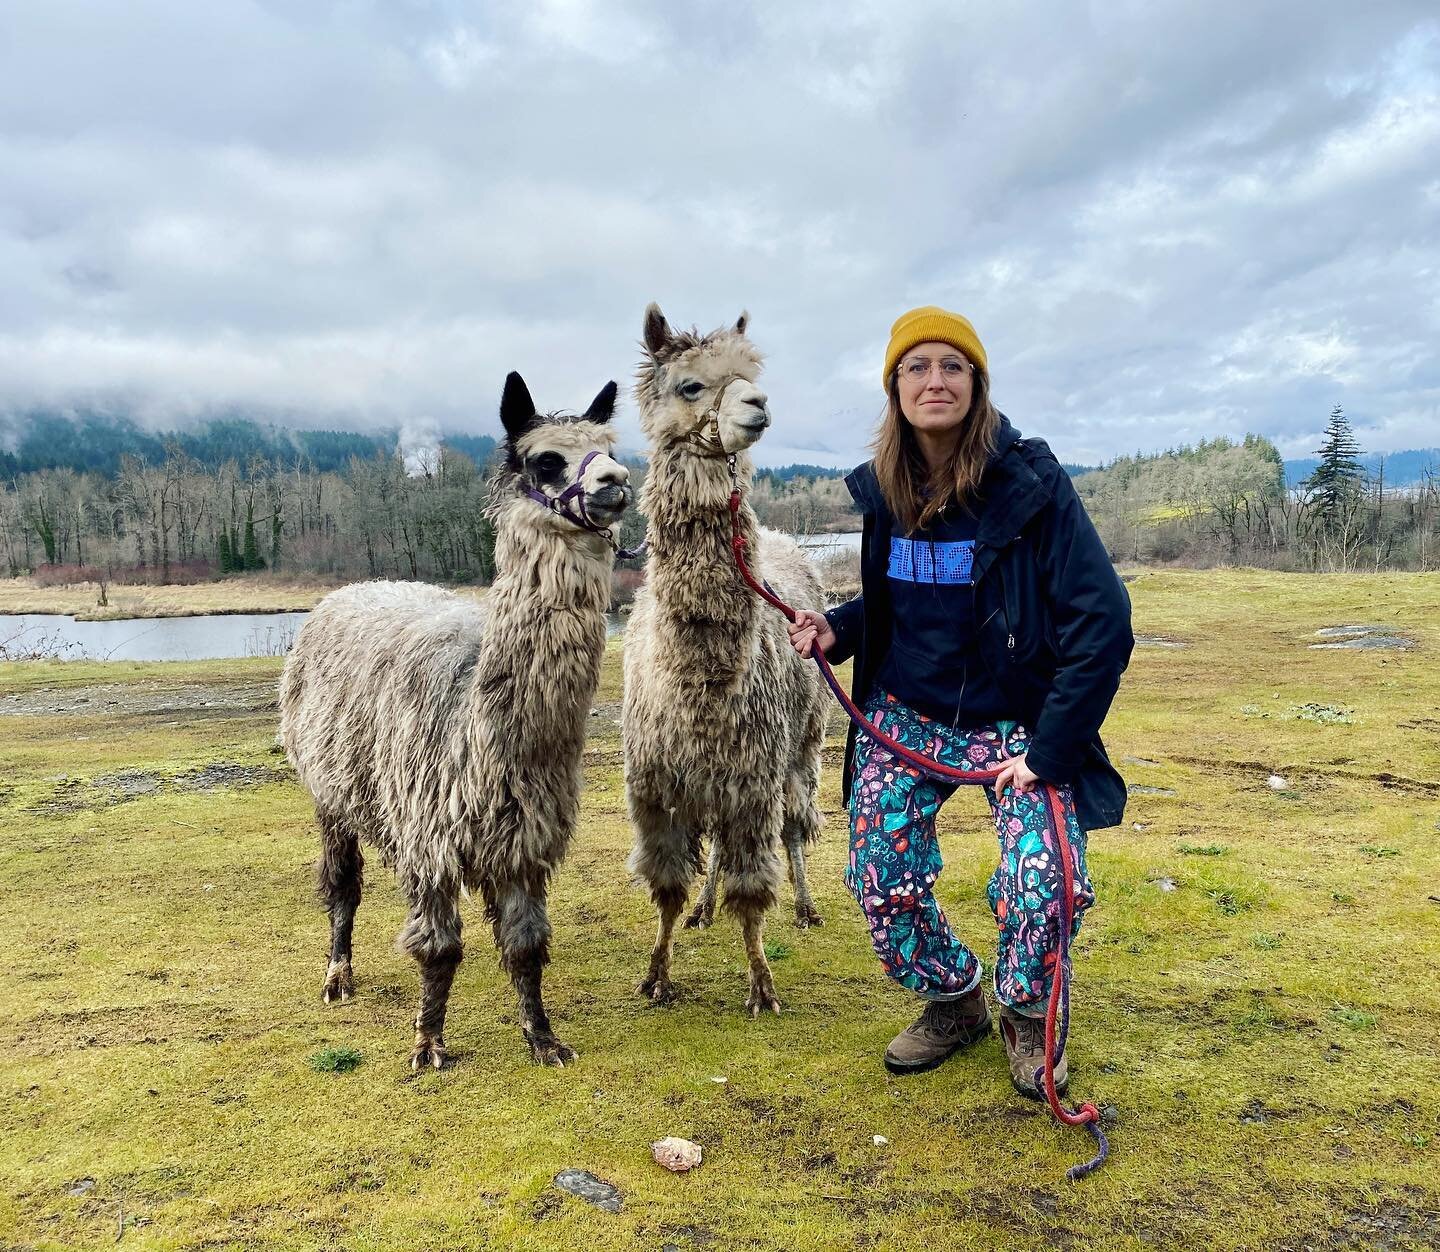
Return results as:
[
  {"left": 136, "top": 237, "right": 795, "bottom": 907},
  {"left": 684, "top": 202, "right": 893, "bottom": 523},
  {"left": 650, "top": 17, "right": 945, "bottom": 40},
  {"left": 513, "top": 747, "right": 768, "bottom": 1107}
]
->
[
  {"left": 744, "top": 394, "right": 770, "bottom": 427},
  {"left": 594, "top": 465, "right": 627, "bottom": 488}
]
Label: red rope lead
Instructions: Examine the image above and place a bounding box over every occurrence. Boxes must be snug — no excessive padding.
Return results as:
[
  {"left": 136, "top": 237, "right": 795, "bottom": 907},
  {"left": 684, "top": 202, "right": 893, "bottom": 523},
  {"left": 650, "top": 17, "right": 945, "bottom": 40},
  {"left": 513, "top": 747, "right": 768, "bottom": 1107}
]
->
[{"left": 729, "top": 490, "right": 1108, "bottom": 1179}]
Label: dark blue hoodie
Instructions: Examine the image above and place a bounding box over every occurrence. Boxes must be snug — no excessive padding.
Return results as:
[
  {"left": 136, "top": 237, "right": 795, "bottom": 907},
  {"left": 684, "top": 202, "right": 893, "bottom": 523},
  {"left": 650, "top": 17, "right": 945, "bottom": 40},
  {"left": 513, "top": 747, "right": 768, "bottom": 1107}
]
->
[{"left": 823, "top": 415, "right": 1134, "bottom": 830}]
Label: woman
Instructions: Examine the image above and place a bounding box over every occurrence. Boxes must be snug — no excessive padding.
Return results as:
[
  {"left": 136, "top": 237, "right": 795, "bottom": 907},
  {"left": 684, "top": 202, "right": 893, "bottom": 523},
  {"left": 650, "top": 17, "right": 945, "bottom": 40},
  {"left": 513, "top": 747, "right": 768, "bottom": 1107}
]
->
[{"left": 788, "top": 306, "right": 1132, "bottom": 1095}]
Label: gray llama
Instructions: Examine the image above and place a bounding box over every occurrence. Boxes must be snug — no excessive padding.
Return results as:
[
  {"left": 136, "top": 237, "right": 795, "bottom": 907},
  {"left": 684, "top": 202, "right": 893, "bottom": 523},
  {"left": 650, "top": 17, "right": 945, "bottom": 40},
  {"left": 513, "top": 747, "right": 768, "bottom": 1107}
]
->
[
  {"left": 278, "top": 373, "right": 631, "bottom": 1069},
  {"left": 623, "top": 305, "right": 827, "bottom": 1016}
]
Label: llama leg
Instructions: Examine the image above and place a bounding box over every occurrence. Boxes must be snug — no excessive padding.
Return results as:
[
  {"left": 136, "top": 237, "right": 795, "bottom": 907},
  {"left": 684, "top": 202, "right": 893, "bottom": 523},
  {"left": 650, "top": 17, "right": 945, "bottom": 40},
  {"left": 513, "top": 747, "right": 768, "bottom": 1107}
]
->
[
  {"left": 398, "top": 890, "right": 463, "bottom": 1071},
  {"left": 718, "top": 812, "right": 783, "bottom": 1017},
  {"left": 740, "top": 907, "right": 781, "bottom": 1017},
  {"left": 783, "top": 827, "right": 823, "bottom": 930},
  {"left": 316, "top": 810, "right": 363, "bottom": 1003},
  {"left": 641, "top": 895, "right": 687, "bottom": 1005},
  {"left": 491, "top": 877, "right": 575, "bottom": 1067},
  {"left": 784, "top": 703, "right": 826, "bottom": 929},
  {"left": 627, "top": 793, "right": 700, "bottom": 1004},
  {"left": 683, "top": 841, "right": 720, "bottom": 930}
]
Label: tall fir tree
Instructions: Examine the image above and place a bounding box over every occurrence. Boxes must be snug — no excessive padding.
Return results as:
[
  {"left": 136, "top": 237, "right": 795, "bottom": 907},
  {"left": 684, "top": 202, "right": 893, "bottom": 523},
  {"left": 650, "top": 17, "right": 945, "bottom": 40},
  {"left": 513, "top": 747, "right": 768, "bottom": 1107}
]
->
[
  {"left": 216, "top": 529, "right": 233, "bottom": 573},
  {"left": 1306, "top": 404, "right": 1364, "bottom": 529},
  {"left": 242, "top": 500, "right": 264, "bottom": 570}
]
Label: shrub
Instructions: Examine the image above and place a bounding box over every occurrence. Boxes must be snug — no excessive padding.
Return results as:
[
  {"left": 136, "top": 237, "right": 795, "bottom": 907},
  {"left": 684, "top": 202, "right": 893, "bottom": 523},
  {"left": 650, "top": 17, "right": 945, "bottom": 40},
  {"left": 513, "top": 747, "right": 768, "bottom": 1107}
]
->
[{"left": 308, "top": 1047, "right": 362, "bottom": 1073}]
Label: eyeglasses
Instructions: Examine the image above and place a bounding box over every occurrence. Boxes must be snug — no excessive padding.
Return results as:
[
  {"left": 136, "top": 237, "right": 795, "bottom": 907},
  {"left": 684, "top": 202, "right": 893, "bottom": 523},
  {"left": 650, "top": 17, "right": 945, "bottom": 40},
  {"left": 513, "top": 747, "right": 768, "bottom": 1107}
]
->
[{"left": 898, "top": 356, "right": 971, "bottom": 382}]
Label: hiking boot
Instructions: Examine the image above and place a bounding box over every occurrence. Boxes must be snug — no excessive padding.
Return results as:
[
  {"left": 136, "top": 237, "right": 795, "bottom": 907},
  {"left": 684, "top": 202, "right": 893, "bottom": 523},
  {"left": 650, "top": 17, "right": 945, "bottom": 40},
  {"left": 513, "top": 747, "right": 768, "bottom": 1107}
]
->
[
  {"left": 999, "top": 1005, "right": 1068, "bottom": 1100},
  {"left": 883, "top": 987, "right": 991, "bottom": 1075}
]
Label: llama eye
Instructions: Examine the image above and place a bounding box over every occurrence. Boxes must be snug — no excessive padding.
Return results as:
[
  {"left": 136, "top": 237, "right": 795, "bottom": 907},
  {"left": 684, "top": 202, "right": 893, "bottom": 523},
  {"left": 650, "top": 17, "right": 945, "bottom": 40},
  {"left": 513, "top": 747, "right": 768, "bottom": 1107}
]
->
[
  {"left": 529, "top": 452, "right": 566, "bottom": 485},
  {"left": 678, "top": 380, "right": 704, "bottom": 400}
]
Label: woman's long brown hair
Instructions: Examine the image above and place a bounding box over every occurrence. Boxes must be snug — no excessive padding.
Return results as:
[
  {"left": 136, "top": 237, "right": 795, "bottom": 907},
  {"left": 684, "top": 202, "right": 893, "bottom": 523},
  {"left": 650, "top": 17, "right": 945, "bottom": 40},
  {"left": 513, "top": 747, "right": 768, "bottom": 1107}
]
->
[{"left": 871, "top": 358, "right": 1000, "bottom": 532}]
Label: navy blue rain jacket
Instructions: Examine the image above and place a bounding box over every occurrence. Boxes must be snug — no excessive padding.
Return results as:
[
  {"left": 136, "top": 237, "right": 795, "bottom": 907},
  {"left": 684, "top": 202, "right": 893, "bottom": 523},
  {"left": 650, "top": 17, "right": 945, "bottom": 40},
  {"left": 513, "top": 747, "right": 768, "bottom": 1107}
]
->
[{"left": 824, "top": 415, "right": 1134, "bottom": 831}]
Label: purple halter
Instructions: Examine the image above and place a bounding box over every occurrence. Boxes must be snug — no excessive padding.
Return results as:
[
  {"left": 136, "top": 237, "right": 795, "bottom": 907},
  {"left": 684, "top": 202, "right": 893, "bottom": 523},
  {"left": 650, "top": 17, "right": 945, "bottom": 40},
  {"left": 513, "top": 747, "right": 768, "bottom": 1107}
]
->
[{"left": 523, "top": 449, "right": 646, "bottom": 560}]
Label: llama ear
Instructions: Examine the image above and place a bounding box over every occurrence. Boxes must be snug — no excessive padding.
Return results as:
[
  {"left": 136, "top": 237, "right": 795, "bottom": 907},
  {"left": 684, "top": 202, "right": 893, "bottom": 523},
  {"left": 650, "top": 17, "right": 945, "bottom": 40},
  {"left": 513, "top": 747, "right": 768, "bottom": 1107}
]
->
[
  {"left": 583, "top": 381, "right": 618, "bottom": 424},
  {"left": 734, "top": 310, "right": 749, "bottom": 335},
  {"left": 500, "top": 371, "right": 539, "bottom": 441},
  {"left": 643, "top": 302, "right": 673, "bottom": 356}
]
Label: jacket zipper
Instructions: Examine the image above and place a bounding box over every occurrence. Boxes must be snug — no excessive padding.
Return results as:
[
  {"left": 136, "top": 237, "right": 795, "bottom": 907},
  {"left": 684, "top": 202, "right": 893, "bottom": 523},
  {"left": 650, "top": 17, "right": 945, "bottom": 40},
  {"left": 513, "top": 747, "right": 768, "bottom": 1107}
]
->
[{"left": 998, "top": 562, "right": 1015, "bottom": 652}]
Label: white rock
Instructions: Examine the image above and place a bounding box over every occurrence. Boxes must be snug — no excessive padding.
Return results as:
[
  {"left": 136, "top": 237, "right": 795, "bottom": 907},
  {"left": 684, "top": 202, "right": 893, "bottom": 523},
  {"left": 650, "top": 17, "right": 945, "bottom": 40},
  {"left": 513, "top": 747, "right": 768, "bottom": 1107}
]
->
[
  {"left": 1267, "top": 775, "right": 1288, "bottom": 791},
  {"left": 652, "top": 1137, "right": 703, "bottom": 1172},
  {"left": 709, "top": 1076, "right": 727, "bottom": 1084},
  {"left": 872, "top": 1135, "right": 888, "bottom": 1146}
]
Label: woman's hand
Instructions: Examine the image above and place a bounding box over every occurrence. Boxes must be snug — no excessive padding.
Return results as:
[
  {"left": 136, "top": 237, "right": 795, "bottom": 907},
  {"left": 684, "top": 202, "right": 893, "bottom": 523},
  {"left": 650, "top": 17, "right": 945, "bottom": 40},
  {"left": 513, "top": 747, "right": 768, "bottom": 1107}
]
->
[
  {"left": 787, "top": 608, "right": 836, "bottom": 659},
  {"left": 993, "top": 752, "right": 1042, "bottom": 798}
]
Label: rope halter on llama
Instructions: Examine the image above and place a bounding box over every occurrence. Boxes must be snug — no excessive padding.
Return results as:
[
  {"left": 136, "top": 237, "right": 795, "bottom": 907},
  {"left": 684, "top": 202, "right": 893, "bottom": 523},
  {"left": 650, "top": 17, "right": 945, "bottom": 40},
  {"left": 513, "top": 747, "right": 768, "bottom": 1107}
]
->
[
  {"left": 723, "top": 467, "right": 1109, "bottom": 1182},
  {"left": 685, "top": 374, "right": 748, "bottom": 454},
  {"left": 522, "top": 449, "right": 646, "bottom": 560}
]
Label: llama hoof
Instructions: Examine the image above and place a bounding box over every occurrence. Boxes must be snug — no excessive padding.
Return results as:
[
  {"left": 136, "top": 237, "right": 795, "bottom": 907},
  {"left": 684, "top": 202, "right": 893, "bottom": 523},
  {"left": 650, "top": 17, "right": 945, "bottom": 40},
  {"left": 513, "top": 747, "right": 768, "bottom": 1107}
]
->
[
  {"left": 683, "top": 903, "right": 714, "bottom": 930},
  {"left": 528, "top": 1035, "right": 578, "bottom": 1067},
  {"left": 746, "top": 974, "right": 781, "bottom": 1018},
  {"left": 794, "top": 905, "right": 824, "bottom": 930},
  {"left": 638, "top": 973, "right": 676, "bottom": 1005},
  {"left": 410, "top": 1034, "right": 448, "bottom": 1072},
  {"left": 321, "top": 959, "right": 354, "bottom": 1004}
]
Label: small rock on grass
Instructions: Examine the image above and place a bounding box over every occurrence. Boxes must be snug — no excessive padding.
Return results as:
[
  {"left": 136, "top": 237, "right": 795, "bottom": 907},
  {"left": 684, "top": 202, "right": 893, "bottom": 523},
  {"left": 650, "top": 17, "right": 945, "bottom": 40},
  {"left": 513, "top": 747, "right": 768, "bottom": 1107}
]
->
[
  {"left": 652, "top": 1137, "right": 703, "bottom": 1172},
  {"left": 553, "top": 1169, "right": 622, "bottom": 1212},
  {"left": 1267, "top": 774, "right": 1289, "bottom": 790},
  {"left": 67, "top": 1177, "right": 96, "bottom": 1197},
  {"left": 873, "top": 1135, "right": 888, "bottom": 1146}
]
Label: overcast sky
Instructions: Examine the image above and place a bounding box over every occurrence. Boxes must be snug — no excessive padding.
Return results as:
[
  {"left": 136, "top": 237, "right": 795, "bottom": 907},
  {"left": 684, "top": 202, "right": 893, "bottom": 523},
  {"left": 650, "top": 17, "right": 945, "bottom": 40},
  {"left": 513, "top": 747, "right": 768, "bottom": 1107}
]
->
[{"left": 2, "top": 1, "right": 1436, "bottom": 467}]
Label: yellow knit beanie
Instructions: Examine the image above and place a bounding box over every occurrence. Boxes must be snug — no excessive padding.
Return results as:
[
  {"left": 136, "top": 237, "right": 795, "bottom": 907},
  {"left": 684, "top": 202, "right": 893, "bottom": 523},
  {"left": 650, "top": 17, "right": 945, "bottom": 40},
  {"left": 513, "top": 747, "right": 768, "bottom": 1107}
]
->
[{"left": 882, "top": 305, "right": 987, "bottom": 390}]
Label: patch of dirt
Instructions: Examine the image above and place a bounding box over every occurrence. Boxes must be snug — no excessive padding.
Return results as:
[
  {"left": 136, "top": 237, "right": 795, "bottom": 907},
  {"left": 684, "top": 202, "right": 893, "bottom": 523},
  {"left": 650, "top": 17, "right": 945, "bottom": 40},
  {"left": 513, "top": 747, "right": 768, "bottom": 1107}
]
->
[
  {"left": 1310, "top": 625, "right": 1414, "bottom": 651},
  {"left": 24, "top": 761, "right": 291, "bottom": 813},
  {"left": 172, "top": 763, "right": 287, "bottom": 791},
  {"left": 1164, "top": 754, "right": 1439, "bottom": 796},
  {"left": 0, "top": 681, "right": 277, "bottom": 719},
  {"left": 586, "top": 700, "right": 622, "bottom": 735},
  {"left": 1323, "top": 1189, "right": 1440, "bottom": 1250},
  {"left": 16, "top": 1002, "right": 248, "bottom": 1055},
  {"left": 963, "top": 1188, "right": 1083, "bottom": 1251}
]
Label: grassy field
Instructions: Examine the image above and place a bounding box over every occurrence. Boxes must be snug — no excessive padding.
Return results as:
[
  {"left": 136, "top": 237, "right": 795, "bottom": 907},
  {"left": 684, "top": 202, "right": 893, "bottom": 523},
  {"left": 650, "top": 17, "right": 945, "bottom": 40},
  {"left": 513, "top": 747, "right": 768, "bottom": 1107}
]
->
[
  {"left": 1, "top": 570, "right": 1437, "bottom": 1250},
  {"left": 0, "top": 575, "right": 347, "bottom": 621}
]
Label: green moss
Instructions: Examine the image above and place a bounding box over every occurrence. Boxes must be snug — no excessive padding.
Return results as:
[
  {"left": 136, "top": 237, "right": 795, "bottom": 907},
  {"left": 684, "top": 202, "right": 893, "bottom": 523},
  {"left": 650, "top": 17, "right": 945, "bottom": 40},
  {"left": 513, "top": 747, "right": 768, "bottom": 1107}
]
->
[{"left": 2, "top": 570, "right": 1438, "bottom": 1249}]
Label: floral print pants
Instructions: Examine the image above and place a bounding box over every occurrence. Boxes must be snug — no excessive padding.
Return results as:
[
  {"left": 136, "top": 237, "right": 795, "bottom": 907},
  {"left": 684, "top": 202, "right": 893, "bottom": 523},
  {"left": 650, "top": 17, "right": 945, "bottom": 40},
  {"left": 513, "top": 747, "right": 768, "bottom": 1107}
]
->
[{"left": 844, "top": 693, "right": 1095, "bottom": 1015}]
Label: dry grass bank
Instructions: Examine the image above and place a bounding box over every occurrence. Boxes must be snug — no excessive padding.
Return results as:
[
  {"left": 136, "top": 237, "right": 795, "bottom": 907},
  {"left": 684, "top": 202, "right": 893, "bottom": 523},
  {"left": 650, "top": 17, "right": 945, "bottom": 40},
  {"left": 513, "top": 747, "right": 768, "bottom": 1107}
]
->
[
  {"left": 0, "top": 570, "right": 1437, "bottom": 1249},
  {"left": 0, "top": 575, "right": 351, "bottom": 621}
]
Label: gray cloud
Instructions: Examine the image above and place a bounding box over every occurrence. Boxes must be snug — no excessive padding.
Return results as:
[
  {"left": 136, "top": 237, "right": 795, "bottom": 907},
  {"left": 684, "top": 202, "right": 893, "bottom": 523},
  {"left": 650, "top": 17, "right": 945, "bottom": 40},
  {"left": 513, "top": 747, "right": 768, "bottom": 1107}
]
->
[{"left": 1, "top": 0, "right": 1436, "bottom": 466}]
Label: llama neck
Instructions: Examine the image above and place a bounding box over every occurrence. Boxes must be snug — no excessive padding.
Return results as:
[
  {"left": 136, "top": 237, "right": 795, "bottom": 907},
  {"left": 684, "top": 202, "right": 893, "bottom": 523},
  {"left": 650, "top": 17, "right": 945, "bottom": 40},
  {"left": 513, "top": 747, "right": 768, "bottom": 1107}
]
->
[
  {"left": 475, "top": 501, "right": 612, "bottom": 735},
  {"left": 641, "top": 447, "right": 761, "bottom": 675}
]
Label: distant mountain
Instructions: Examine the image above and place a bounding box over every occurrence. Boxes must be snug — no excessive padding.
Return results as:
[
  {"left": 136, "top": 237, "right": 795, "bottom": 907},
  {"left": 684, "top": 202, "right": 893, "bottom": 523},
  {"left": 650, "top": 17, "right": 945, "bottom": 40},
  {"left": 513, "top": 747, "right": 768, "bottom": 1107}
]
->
[
  {"left": 757, "top": 460, "right": 1099, "bottom": 482},
  {"left": 1283, "top": 449, "right": 1439, "bottom": 488},
  {"left": 0, "top": 410, "right": 497, "bottom": 478}
]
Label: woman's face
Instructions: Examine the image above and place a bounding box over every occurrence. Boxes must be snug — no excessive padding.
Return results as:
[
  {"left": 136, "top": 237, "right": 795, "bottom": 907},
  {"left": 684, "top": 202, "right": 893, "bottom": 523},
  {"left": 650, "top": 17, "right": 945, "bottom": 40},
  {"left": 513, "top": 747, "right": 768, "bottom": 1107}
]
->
[{"left": 895, "top": 339, "right": 974, "bottom": 437}]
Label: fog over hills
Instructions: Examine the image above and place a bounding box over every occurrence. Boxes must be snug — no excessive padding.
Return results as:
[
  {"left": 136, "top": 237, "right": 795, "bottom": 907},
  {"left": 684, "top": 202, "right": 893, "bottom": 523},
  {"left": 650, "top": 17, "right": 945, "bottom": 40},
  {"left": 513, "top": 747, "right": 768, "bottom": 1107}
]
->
[{"left": 2, "top": 3, "right": 1436, "bottom": 467}]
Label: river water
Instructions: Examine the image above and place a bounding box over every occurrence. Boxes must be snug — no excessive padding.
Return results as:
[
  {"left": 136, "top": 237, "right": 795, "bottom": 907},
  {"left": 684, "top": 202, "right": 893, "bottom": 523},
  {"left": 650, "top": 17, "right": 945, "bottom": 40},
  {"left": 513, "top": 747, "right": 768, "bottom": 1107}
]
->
[
  {"left": 0, "top": 612, "right": 311, "bottom": 663},
  {"left": 0, "top": 535, "right": 858, "bottom": 663}
]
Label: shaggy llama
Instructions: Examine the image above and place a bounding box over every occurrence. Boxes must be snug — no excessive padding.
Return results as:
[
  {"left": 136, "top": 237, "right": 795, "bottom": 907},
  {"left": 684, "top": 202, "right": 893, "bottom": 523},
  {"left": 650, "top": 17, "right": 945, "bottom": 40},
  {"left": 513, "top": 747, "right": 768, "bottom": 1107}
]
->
[
  {"left": 623, "top": 304, "right": 826, "bottom": 1016},
  {"left": 278, "top": 373, "right": 631, "bottom": 1069}
]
